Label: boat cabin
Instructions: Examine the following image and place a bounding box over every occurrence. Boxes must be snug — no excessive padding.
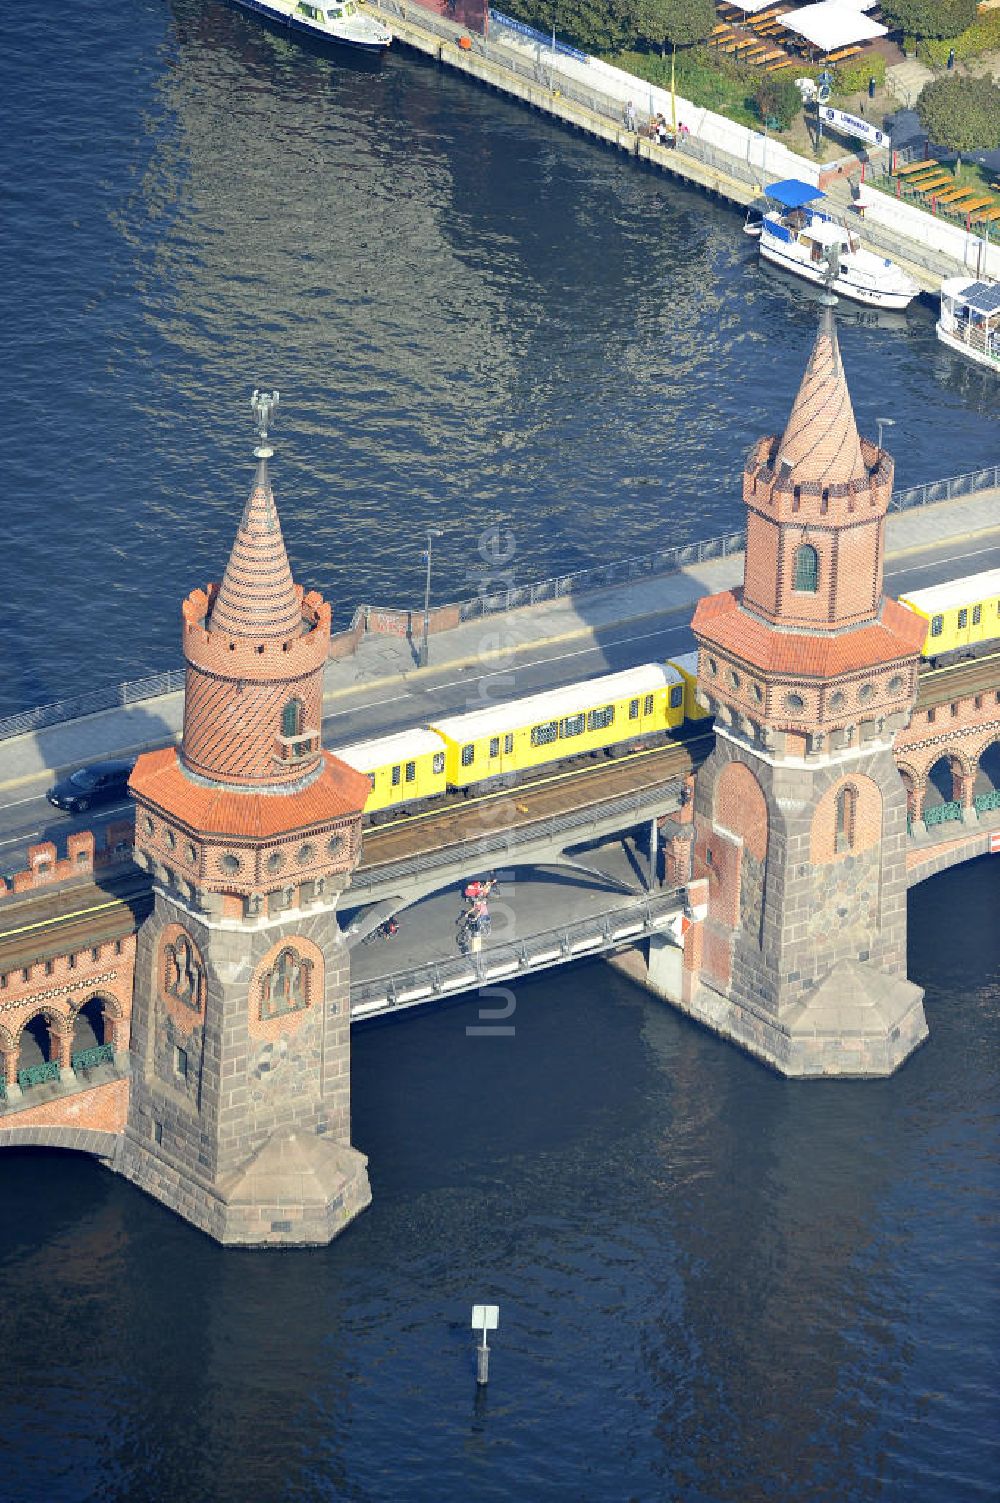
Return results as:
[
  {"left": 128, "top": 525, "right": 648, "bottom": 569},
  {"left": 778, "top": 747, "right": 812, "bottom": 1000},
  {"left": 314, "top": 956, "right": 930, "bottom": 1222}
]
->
[{"left": 940, "top": 278, "right": 1000, "bottom": 365}]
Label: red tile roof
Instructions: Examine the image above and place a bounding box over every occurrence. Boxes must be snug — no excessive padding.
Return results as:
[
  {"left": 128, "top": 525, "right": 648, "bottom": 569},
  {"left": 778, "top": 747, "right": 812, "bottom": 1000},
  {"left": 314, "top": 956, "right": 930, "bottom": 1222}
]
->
[
  {"left": 692, "top": 589, "right": 927, "bottom": 676},
  {"left": 209, "top": 456, "right": 303, "bottom": 641},
  {"left": 778, "top": 311, "right": 867, "bottom": 489},
  {"left": 130, "top": 747, "right": 370, "bottom": 837}
]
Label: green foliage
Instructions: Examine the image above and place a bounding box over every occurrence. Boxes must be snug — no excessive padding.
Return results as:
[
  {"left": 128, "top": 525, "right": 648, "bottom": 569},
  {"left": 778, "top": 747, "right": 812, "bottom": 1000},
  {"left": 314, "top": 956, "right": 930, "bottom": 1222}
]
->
[
  {"left": 616, "top": 44, "right": 758, "bottom": 125},
  {"left": 834, "top": 53, "right": 886, "bottom": 94},
  {"left": 881, "top": 0, "right": 976, "bottom": 39},
  {"left": 917, "top": 10, "right": 1000, "bottom": 66},
  {"left": 753, "top": 73, "right": 802, "bottom": 131},
  {"left": 916, "top": 74, "right": 1000, "bottom": 153},
  {"left": 501, "top": 0, "right": 636, "bottom": 53},
  {"left": 631, "top": 0, "right": 715, "bottom": 50}
]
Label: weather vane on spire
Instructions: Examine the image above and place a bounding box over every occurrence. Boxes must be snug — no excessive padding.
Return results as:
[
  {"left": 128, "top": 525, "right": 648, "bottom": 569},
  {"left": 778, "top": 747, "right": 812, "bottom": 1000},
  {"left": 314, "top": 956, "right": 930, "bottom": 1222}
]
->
[{"left": 251, "top": 388, "right": 280, "bottom": 458}]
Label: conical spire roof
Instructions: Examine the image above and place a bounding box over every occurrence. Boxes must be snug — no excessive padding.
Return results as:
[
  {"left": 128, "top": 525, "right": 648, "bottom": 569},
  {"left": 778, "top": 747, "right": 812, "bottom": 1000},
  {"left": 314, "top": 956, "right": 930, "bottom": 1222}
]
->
[
  {"left": 209, "top": 456, "right": 303, "bottom": 640},
  {"left": 777, "top": 309, "right": 867, "bottom": 489}
]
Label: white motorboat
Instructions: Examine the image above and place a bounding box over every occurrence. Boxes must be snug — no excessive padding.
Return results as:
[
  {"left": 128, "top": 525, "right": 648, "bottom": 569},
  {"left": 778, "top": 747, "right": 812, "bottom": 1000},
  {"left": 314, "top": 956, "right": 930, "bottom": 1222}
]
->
[
  {"left": 757, "top": 179, "right": 920, "bottom": 311},
  {"left": 229, "top": 0, "right": 391, "bottom": 53},
  {"left": 936, "top": 277, "right": 1000, "bottom": 374}
]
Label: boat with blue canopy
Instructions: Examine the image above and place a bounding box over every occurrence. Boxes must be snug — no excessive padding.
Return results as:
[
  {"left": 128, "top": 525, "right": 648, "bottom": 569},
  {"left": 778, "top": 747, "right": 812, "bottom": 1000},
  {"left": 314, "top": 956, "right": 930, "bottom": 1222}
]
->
[
  {"left": 754, "top": 178, "right": 920, "bottom": 310},
  {"left": 937, "top": 277, "right": 1000, "bottom": 373}
]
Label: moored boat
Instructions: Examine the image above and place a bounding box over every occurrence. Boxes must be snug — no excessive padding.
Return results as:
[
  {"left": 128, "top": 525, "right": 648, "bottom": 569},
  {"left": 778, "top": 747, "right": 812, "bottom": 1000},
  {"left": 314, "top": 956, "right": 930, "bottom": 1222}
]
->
[
  {"left": 757, "top": 179, "right": 920, "bottom": 311},
  {"left": 936, "top": 277, "right": 1000, "bottom": 374},
  {"left": 228, "top": 0, "right": 391, "bottom": 53}
]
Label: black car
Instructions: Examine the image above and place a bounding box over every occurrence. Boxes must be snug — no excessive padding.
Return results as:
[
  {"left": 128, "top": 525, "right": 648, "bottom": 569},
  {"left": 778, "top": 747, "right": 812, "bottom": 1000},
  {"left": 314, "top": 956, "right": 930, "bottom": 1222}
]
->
[{"left": 46, "top": 759, "right": 135, "bottom": 814}]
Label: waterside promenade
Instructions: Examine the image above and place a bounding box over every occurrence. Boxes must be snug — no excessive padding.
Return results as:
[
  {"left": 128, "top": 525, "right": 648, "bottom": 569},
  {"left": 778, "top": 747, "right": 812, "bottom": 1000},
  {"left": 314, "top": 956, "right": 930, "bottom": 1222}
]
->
[
  {"left": 365, "top": 0, "right": 1000, "bottom": 295},
  {"left": 1, "top": 484, "right": 997, "bottom": 793}
]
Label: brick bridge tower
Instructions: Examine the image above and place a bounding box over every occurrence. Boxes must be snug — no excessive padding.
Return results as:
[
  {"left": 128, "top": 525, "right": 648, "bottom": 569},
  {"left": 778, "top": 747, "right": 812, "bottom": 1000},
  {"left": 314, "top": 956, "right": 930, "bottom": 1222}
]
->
[
  {"left": 121, "top": 394, "right": 373, "bottom": 1244},
  {"left": 685, "top": 310, "right": 929, "bottom": 1076}
]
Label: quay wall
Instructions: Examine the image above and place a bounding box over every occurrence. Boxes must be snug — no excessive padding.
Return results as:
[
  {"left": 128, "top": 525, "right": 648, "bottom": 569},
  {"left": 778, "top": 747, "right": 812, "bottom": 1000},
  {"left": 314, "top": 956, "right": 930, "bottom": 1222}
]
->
[{"left": 371, "top": 0, "right": 1000, "bottom": 288}]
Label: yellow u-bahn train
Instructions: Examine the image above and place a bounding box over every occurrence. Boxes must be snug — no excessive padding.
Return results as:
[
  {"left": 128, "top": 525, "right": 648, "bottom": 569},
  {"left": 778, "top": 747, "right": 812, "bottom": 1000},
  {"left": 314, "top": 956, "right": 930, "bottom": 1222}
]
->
[{"left": 332, "top": 571, "right": 1000, "bottom": 823}]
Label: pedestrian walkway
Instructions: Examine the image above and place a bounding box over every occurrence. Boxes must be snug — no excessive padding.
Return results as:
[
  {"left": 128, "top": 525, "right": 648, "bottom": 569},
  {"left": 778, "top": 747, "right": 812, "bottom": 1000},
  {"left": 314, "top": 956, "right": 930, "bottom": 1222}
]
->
[
  {"left": 886, "top": 57, "right": 933, "bottom": 110},
  {"left": 0, "top": 487, "right": 997, "bottom": 792}
]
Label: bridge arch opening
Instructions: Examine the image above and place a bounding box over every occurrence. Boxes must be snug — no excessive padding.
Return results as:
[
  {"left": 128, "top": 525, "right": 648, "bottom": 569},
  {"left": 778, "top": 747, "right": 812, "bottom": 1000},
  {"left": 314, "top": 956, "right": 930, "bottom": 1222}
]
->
[
  {"left": 924, "top": 752, "right": 971, "bottom": 811},
  {"left": 16, "top": 1012, "right": 59, "bottom": 1089}
]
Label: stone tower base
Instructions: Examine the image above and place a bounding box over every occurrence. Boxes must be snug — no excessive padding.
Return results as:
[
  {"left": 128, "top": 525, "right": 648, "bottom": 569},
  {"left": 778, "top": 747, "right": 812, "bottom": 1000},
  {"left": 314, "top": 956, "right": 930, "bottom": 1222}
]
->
[
  {"left": 664, "top": 959, "right": 927, "bottom": 1078},
  {"left": 636, "top": 937, "right": 928, "bottom": 1077},
  {"left": 119, "top": 1131, "right": 371, "bottom": 1247}
]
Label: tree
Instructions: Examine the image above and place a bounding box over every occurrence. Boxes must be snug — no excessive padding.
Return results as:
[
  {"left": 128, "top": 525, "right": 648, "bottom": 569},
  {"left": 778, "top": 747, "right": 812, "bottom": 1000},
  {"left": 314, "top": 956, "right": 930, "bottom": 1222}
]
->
[
  {"left": 916, "top": 74, "right": 1000, "bottom": 171},
  {"left": 881, "top": 0, "right": 976, "bottom": 41},
  {"left": 504, "top": 0, "right": 636, "bottom": 53},
  {"left": 632, "top": 0, "right": 716, "bottom": 52},
  {"left": 754, "top": 74, "right": 802, "bottom": 132}
]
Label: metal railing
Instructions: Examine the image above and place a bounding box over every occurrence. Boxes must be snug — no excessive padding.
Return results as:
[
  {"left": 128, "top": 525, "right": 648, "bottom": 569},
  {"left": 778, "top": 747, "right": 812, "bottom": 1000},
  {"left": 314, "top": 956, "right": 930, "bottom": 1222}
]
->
[
  {"left": 71, "top": 1043, "right": 115, "bottom": 1072},
  {"left": 923, "top": 799, "right": 963, "bottom": 828},
  {"left": 0, "top": 461, "right": 996, "bottom": 741},
  {"left": 0, "top": 668, "right": 185, "bottom": 744},
  {"left": 351, "top": 886, "right": 683, "bottom": 1013},
  {"left": 17, "top": 1060, "right": 61, "bottom": 1090},
  {"left": 974, "top": 789, "right": 1000, "bottom": 814},
  {"left": 352, "top": 776, "right": 684, "bottom": 896}
]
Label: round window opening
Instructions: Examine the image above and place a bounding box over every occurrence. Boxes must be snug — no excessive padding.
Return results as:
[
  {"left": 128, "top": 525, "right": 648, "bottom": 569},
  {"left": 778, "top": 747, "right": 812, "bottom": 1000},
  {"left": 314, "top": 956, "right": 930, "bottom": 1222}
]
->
[
  {"left": 785, "top": 692, "right": 805, "bottom": 713},
  {"left": 858, "top": 683, "right": 874, "bottom": 704},
  {"left": 729, "top": 669, "right": 741, "bottom": 690},
  {"left": 327, "top": 834, "right": 344, "bottom": 857},
  {"left": 219, "top": 853, "right": 241, "bottom": 875},
  {"left": 267, "top": 851, "right": 285, "bottom": 873},
  {"left": 829, "top": 691, "right": 845, "bottom": 712},
  {"left": 164, "top": 829, "right": 176, "bottom": 850},
  {"left": 752, "top": 684, "right": 763, "bottom": 704},
  {"left": 298, "top": 843, "right": 316, "bottom": 866},
  {"left": 708, "top": 658, "right": 718, "bottom": 678},
  {"left": 143, "top": 815, "right": 154, "bottom": 836},
  {"left": 185, "top": 843, "right": 198, "bottom": 865},
  {"left": 887, "top": 674, "right": 904, "bottom": 695}
]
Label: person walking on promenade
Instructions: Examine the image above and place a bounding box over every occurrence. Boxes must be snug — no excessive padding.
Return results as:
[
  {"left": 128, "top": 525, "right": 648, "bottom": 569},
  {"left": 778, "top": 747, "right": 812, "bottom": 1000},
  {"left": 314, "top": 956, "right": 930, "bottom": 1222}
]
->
[
  {"left": 624, "top": 99, "right": 636, "bottom": 133},
  {"left": 947, "top": 47, "right": 956, "bottom": 70}
]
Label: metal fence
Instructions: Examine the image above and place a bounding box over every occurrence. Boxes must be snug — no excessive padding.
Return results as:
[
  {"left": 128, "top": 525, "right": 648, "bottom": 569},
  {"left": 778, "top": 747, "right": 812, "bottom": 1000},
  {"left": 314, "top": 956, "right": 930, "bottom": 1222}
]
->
[{"left": 1, "top": 460, "right": 996, "bottom": 743}]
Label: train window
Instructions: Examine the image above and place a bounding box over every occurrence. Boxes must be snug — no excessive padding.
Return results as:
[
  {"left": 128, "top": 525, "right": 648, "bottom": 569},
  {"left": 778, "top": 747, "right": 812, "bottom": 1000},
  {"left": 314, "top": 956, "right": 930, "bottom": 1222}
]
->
[
  {"left": 669, "top": 686, "right": 683, "bottom": 709},
  {"left": 930, "top": 615, "right": 943, "bottom": 637},
  {"left": 391, "top": 765, "right": 401, "bottom": 786},
  {"left": 504, "top": 734, "right": 514, "bottom": 754},
  {"left": 973, "top": 605, "right": 982, "bottom": 625},
  {"left": 531, "top": 722, "right": 558, "bottom": 747},
  {"left": 367, "top": 773, "right": 376, "bottom": 790},
  {"left": 405, "top": 761, "right": 416, "bottom": 782},
  {"left": 643, "top": 694, "right": 655, "bottom": 716},
  {"left": 432, "top": 752, "right": 445, "bottom": 775},
  {"left": 587, "top": 705, "right": 614, "bottom": 731},
  {"left": 628, "top": 698, "right": 639, "bottom": 720},
  {"left": 958, "top": 608, "right": 968, "bottom": 629},
  {"left": 489, "top": 738, "right": 500, "bottom": 758},
  {"left": 560, "top": 714, "right": 585, "bottom": 738},
  {"left": 461, "top": 744, "right": 475, "bottom": 767}
]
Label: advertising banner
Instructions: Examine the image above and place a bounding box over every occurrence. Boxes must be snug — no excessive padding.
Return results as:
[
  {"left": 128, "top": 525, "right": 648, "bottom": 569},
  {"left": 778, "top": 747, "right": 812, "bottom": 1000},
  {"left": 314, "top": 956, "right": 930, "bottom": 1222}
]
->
[{"left": 818, "top": 106, "right": 888, "bottom": 150}]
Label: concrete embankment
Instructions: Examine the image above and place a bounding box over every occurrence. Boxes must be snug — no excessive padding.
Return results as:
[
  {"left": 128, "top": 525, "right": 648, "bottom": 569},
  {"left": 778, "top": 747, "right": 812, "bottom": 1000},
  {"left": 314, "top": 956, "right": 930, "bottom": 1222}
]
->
[{"left": 368, "top": 0, "right": 999, "bottom": 296}]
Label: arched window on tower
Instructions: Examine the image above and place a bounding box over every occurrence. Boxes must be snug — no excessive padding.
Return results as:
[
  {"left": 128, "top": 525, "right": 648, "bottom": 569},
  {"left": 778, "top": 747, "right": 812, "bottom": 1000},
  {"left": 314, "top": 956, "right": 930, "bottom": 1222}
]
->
[
  {"left": 793, "top": 543, "right": 819, "bottom": 594},
  {"left": 835, "top": 785, "right": 857, "bottom": 854},
  {"left": 281, "top": 698, "right": 304, "bottom": 738}
]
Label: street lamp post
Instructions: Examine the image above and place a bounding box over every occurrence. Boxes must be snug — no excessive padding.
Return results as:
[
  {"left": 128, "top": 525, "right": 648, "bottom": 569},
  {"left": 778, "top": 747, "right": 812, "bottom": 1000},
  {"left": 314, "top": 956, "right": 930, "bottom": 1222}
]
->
[
  {"left": 876, "top": 415, "right": 896, "bottom": 452},
  {"left": 419, "top": 527, "right": 443, "bottom": 669}
]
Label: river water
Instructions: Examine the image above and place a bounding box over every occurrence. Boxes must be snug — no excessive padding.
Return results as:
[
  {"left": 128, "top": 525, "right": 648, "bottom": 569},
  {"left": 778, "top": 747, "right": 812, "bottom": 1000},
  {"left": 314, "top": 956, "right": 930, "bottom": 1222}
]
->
[
  {"left": 3, "top": 0, "right": 999, "bottom": 717},
  {"left": 2, "top": 2, "right": 999, "bottom": 1499}
]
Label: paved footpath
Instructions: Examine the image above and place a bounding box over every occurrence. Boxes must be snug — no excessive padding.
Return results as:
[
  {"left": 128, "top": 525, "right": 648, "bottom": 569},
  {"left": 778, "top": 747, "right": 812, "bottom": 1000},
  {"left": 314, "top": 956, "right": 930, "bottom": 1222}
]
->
[{"left": 1, "top": 488, "right": 997, "bottom": 794}]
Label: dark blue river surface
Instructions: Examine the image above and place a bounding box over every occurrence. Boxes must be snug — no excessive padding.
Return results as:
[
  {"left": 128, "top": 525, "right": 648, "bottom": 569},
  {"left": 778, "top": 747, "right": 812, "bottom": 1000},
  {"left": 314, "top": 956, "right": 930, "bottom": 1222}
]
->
[
  {"left": 3, "top": 0, "right": 999, "bottom": 717},
  {"left": 0, "top": 862, "right": 997, "bottom": 1502},
  {"left": 2, "top": 2, "right": 1000, "bottom": 1499}
]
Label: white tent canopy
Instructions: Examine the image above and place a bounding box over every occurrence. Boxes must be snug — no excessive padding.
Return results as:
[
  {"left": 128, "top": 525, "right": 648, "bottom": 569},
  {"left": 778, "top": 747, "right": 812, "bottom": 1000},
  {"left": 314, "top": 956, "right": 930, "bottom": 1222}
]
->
[
  {"left": 726, "top": 0, "right": 779, "bottom": 12},
  {"left": 780, "top": 1, "right": 887, "bottom": 51}
]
